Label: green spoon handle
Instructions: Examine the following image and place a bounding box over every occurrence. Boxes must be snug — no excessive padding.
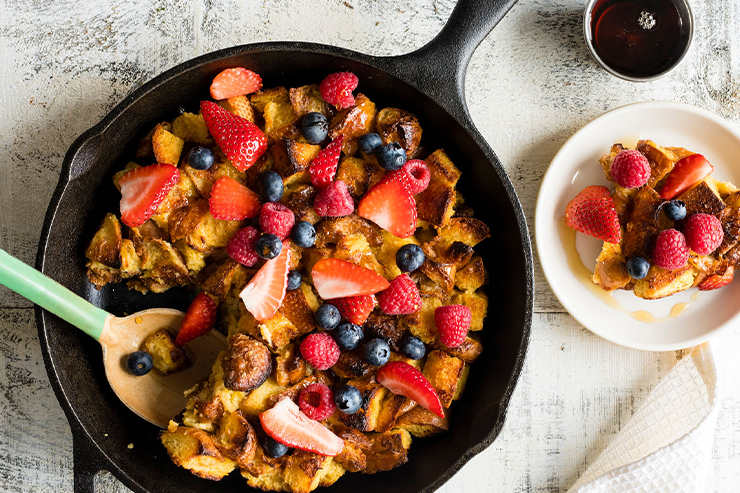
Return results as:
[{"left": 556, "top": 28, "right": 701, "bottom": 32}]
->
[{"left": 0, "top": 249, "right": 109, "bottom": 340}]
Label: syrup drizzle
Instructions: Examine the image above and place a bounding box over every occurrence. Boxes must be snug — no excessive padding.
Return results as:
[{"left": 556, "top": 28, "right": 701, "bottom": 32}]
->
[{"left": 558, "top": 220, "right": 696, "bottom": 323}]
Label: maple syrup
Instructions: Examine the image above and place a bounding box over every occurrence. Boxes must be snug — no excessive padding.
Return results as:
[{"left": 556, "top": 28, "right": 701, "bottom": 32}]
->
[{"left": 588, "top": 0, "right": 692, "bottom": 79}]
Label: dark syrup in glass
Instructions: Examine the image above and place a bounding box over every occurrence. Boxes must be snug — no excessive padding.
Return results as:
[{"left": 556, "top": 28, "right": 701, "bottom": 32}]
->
[{"left": 591, "top": 0, "right": 690, "bottom": 78}]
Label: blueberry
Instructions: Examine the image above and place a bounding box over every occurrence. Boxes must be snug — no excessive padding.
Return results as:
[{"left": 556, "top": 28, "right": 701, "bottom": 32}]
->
[
  {"left": 315, "top": 304, "right": 341, "bottom": 330},
  {"left": 334, "top": 322, "right": 364, "bottom": 351},
  {"left": 301, "top": 112, "right": 328, "bottom": 145},
  {"left": 358, "top": 133, "right": 383, "bottom": 154},
  {"left": 375, "top": 142, "right": 407, "bottom": 171},
  {"left": 334, "top": 384, "right": 362, "bottom": 414},
  {"left": 364, "top": 338, "right": 391, "bottom": 367},
  {"left": 291, "top": 221, "right": 316, "bottom": 248},
  {"left": 287, "top": 270, "right": 302, "bottom": 291},
  {"left": 396, "top": 244, "right": 425, "bottom": 272},
  {"left": 259, "top": 170, "right": 284, "bottom": 203},
  {"left": 626, "top": 257, "right": 650, "bottom": 280},
  {"left": 663, "top": 200, "right": 687, "bottom": 221},
  {"left": 126, "top": 351, "right": 153, "bottom": 376},
  {"left": 255, "top": 233, "right": 282, "bottom": 259},
  {"left": 187, "top": 146, "right": 215, "bottom": 170},
  {"left": 400, "top": 335, "right": 426, "bottom": 360},
  {"left": 262, "top": 436, "right": 289, "bottom": 458}
]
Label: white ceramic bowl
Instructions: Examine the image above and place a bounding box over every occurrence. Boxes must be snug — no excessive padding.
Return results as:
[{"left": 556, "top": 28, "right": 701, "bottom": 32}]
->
[{"left": 536, "top": 102, "right": 740, "bottom": 351}]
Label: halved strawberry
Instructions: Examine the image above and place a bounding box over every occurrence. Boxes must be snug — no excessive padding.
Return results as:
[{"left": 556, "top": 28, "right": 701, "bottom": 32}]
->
[
  {"left": 311, "top": 259, "right": 390, "bottom": 300},
  {"left": 357, "top": 178, "right": 417, "bottom": 238},
  {"left": 376, "top": 361, "right": 444, "bottom": 418},
  {"left": 201, "top": 101, "right": 267, "bottom": 171},
  {"left": 175, "top": 293, "right": 217, "bottom": 346},
  {"left": 660, "top": 154, "right": 714, "bottom": 200},
  {"left": 119, "top": 164, "right": 179, "bottom": 227},
  {"left": 240, "top": 241, "right": 291, "bottom": 321},
  {"left": 260, "top": 396, "right": 344, "bottom": 456},
  {"left": 698, "top": 265, "right": 734, "bottom": 291},
  {"left": 210, "top": 67, "right": 262, "bottom": 100},
  {"left": 564, "top": 185, "right": 621, "bottom": 243},
  {"left": 209, "top": 176, "right": 261, "bottom": 220},
  {"left": 332, "top": 294, "right": 376, "bottom": 325},
  {"left": 309, "top": 136, "right": 344, "bottom": 188}
]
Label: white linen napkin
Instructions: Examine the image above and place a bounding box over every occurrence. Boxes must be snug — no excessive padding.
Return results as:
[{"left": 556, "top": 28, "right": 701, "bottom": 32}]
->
[{"left": 568, "top": 343, "right": 719, "bottom": 493}]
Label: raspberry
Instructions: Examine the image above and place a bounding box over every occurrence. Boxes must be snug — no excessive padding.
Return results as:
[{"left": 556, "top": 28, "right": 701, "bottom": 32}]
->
[
  {"left": 610, "top": 150, "right": 651, "bottom": 189},
  {"left": 319, "top": 72, "right": 359, "bottom": 110},
  {"left": 434, "top": 305, "right": 472, "bottom": 347},
  {"left": 259, "top": 202, "right": 295, "bottom": 240},
  {"left": 298, "top": 383, "right": 335, "bottom": 421},
  {"left": 401, "top": 159, "right": 431, "bottom": 194},
  {"left": 300, "top": 332, "right": 340, "bottom": 371},
  {"left": 652, "top": 228, "right": 689, "bottom": 270},
  {"left": 683, "top": 213, "right": 723, "bottom": 255},
  {"left": 377, "top": 274, "right": 421, "bottom": 315},
  {"left": 314, "top": 180, "right": 354, "bottom": 217},
  {"left": 226, "top": 226, "right": 260, "bottom": 266}
]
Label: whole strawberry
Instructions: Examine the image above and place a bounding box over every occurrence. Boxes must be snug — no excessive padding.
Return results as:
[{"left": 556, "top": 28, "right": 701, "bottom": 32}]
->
[
  {"left": 319, "top": 72, "right": 359, "bottom": 110},
  {"left": 314, "top": 180, "right": 354, "bottom": 217},
  {"left": 652, "top": 228, "right": 689, "bottom": 270},
  {"left": 434, "top": 304, "right": 471, "bottom": 347},
  {"left": 332, "top": 294, "right": 376, "bottom": 325},
  {"left": 683, "top": 213, "right": 723, "bottom": 255},
  {"left": 300, "top": 332, "right": 340, "bottom": 371},
  {"left": 201, "top": 101, "right": 267, "bottom": 171},
  {"left": 610, "top": 150, "right": 651, "bottom": 189},
  {"left": 564, "top": 185, "right": 622, "bottom": 243},
  {"left": 259, "top": 202, "right": 296, "bottom": 240},
  {"left": 377, "top": 274, "right": 421, "bottom": 315},
  {"left": 310, "top": 136, "right": 344, "bottom": 188}
]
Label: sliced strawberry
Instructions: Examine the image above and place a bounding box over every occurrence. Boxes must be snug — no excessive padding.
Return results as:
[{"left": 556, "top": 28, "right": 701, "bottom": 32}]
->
[
  {"left": 357, "top": 178, "right": 417, "bottom": 238},
  {"left": 332, "top": 294, "right": 376, "bottom": 325},
  {"left": 564, "top": 185, "right": 621, "bottom": 243},
  {"left": 210, "top": 67, "right": 262, "bottom": 100},
  {"left": 698, "top": 265, "right": 734, "bottom": 291},
  {"left": 260, "top": 396, "right": 344, "bottom": 456},
  {"left": 377, "top": 361, "right": 444, "bottom": 418},
  {"left": 240, "top": 241, "right": 291, "bottom": 321},
  {"left": 309, "top": 136, "right": 344, "bottom": 188},
  {"left": 209, "top": 176, "right": 261, "bottom": 220},
  {"left": 119, "top": 164, "right": 179, "bottom": 227},
  {"left": 201, "top": 101, "right": 267, "bottom": 171},
  {"left": 175, "top": 293, "right": 217, "bottom": 346},
  {"left": 660, "top": 154, "right": 714, "bottom": 200},
  {"left": 311, "top": 258, "right": 390, "bottom": 299}
]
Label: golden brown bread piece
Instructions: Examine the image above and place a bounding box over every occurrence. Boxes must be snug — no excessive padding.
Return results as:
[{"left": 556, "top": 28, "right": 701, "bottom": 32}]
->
[
  {"left": 599, "top": 143, "right": 624, "bottom": 182},
  {"left": 198, "top": 258, "right": 242, "bottom": 299},
  {"left": 592, "top": 241, "right": 631, "bottom": 291},
  {"left": 395, "top": 405, "right": 449, "bottom": 438},
  {"left": 214, "top": 411, "right": 257, "bottom": 469},
  {"left": 335, "top": 157, "right": 384, "bottom": 198},
  {"left": 622, "top": 186, "right": 662, "bottom": 259},
  {"left": 142, "top": 328, "right": 191, "bottom": 375},
  {"left": 416, "top": 149, "right": 461, "bottom": 226},
  {"left": 422, "top": 350, "right": 465, "bottom": 409},
  {"left": 335, "top": 375, "right": 387, "bottom": 432},
  {"left": 274, "top": 343, "right": 308, "bottom": 386},
  {"left": 86, "top": 213, "right": 122, "bottom": 268},
  {"left": 329, "top": 94, "right": 377, "bottom": 156},
  {"left": 331, "top": 348, "right": 372, "bottom": 379},
  {"left": 678, "top": 181, "right": 726, "bottom": 217},
  {"left": 222, "top": 334, "right": 272, "bottom": 392},
  {"left": 375, "top": 107, "right": 423, "bottom": 158},
  {"left": 152, "top": 122, "right": 185, "bottom": 165},
  {"left": 636, "top": 139, "right": 679, "bottom": 188},
  {"left": 161, "top": 422, "right": 237, "bottom": 480},
  {"left": 633, "top": 264, "right": 698, "bottom": 299},
  {"left": 361, "top": 429, "right": 412, "bottom": 474},
  {"left": 432, "top": 333, "right": 483, "bottom": 363},
  {"left": 334, "top": 427, "right": 372, "bottom": 473},
  {"left": 289, "top": 84, "right": 333, "bottom": 120}
]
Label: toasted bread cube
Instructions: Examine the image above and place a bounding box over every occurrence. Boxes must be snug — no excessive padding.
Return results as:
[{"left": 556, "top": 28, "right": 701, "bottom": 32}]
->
[
  {"left": 329, "top": 93, "right": 377, "bottom": 156},
  {"left": 335, "top": 156, "right": 384, "bottom": 198},
  {"left": 241, "top": 447, "right": 289, "bottom": 490},
  {"left": 455, "top": 256, "right": 487, "bottom": 291},
  {"left": 301, "top": 246, "right": 333, "bottom": 273},
  {"left": 161, "top": 422, "right": 237, "bottom": 480},
  {"left": 592, "top": 241, "right": 631, "bottom": 291},
  {"left": 154, "top": 170, "right": 200, "bottom": 217},
  {"left": 451, "top": 290, "right": 488, "bottom": 331},
  {"left": 86, "top": 261, "right": 121, "bottom": 289},
  {"left": 432, "top": 217, "right": 490, "bottom": 250},
  {"left": 209, "top": 354, "right": 248, "bottom": 414},
  {"left": 434, "top": 334, "right": 483, "bottom": 363},
  {"left": 371, "top": 230, "right": 421, "bottom": 279},
  {"left": 220, "top": 95, "right": 255, "bottom": 122},
  {"left": 419, "top": 257, "right": 456, "bottom": 292},
  {"left": 315, "top": 215, "right": 383, "bottom": 248},
  {"left": 375, "top": 107, "right": 422, "bottom": 158},
  {"left": 423, "top": 350, "right": 464, "bottom": 408},
  {"left": 137, "top": 238, "right": 191, "bottom": 293},
  {"left": 198, "top": 258, "right": 242, "bottom": 299},
  {"left": 282, "top": 183, "right": 320, "bottom": 224},
  {"left": 289, "top": 84, "right": 333, "bottom": 119},
  {"left": 153, "top": 123, "right": 185, "bottom": 165},
  {"left": 275, "top": 343, "right": 308, "bottom": 386},
  {"left": 284, "top": 450, "right": 335, "bottom": 493},
  {"left": 119, "top": 239, "right": 141, "bottom": 278},
  {"left": 364, "top": 312, "right": 406, "bottom": 351},
  {"left": 214, "top": 411, "right": 257, "bottom": 469},
  {"left": 276, "top": 138, "right": 320, "bottom": 186},
  {"left": 172, "top": 112, "right": 212, "bottom": 145},
  {"left": 255, "top": 311, "right": 302, "bottom": 352},
  {"left": 251, "top": 87, "right": 298, "bottom": 142},
  {"left": 142, "top": 328, "right": 191, "bottom": 375},
  {"left": 374, "top": 393, "right": 412, "bottom": 433},
  {"left": 633, "top": 264, "right": 698, "bottom": 299},
  {"left": 331, "top": 348, "right": 372, "bottom": 379},
  {"left": 240, "top": 376, "right": 289, "bottom": 416},
  {"left": 334, "top": 233, "right": 385, "bottom": 277},
  {"left": 637, "top": 139, "right": 680, "bottom": 187},
  {"left": 599, "top": 143, "right": 625, "bottom": 182},
  {"left": 184, "top": 159, "right": 243, "bottom": 199},
  {"left": 173, "top": 239, "right": 207, "bottom": 276},
  {"left": 678, "top": 180, "right": 726, "bottom": 217},
  {"left": 394, "top": 405, "right": 450, "bottom": 438},
  {"left": 336, "top": 376, "right": 387, "bottom": 432},
  {"left": 402, "top": 295, "right": 444, "bottom": 343},
  {"left": 334, "top": 428, "right": 371, "bottom": 473},
  {"left": 279, "top": 287, "right": 318, "bottom": 334},
  {"left": 169, "top": 199, "right": 242, "bottom": 253},
  {"left": 453, "top": 364, "right": 470, "bottom": 400},
  {"left": 362, "top": 429, "right": 411, "bottom": 474},
  {"left": 319, "top": 458, "right": 346, "bottom": 487},
  {"left": 86, "top": 213, "right": 122, "bottom": 268},
  {"left": 416, "top": 150, "right": 463, "bottom": 226}
]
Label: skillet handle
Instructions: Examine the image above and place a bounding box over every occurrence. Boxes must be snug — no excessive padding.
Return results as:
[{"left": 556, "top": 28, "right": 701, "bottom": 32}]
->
[
  {"left": 73, "top": 425, "right": 104, "bottom": 492},
  {"left": 376, "top": 0, "right": 518, "bottom": 123}
]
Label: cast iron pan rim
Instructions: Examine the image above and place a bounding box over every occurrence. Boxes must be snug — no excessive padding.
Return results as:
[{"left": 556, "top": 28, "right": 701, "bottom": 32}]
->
[{"left": 36, "top": 39, "right": 533, "bottom": 492}]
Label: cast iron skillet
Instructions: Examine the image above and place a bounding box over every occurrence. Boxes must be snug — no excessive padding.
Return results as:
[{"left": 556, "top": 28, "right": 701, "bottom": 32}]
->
[{"left": 36, "top": 0, "right": 533, "bottom": 491}]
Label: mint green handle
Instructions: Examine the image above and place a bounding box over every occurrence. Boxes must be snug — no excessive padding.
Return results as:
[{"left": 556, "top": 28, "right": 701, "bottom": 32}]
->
[{"left": 0, "top": 249, "right": 109, "bottom": 340}]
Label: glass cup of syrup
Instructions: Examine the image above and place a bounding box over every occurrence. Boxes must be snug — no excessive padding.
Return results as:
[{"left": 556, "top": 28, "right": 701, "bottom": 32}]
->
[{"left": 584, "top": 0, "right": 693, "bottom": 81}]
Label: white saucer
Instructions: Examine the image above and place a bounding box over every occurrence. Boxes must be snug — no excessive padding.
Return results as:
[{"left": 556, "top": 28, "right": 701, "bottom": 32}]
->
[{"left": 535, "top": 102, "right": 740, "bottom": 351}]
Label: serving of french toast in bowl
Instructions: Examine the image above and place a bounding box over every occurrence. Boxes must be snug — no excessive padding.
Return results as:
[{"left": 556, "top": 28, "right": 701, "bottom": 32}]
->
[{"left": 536, "top": 102, "right": 740, "bottom": 351}]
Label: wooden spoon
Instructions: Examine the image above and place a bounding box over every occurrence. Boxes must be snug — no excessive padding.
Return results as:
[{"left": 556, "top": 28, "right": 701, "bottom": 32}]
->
[{"left": 0, "top": 249, "right": 226, "bottom": 428}]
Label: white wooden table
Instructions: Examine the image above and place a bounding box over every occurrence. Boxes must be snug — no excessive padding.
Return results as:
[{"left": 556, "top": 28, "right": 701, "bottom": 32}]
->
[{"left": 1, "top": 0, "right": 739, "bottom": 491}]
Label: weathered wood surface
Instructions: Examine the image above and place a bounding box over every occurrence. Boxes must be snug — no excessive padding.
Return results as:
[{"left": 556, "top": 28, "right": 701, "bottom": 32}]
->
[{"left": 0, "top": 0, "right": 738, "bottom": 491}]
